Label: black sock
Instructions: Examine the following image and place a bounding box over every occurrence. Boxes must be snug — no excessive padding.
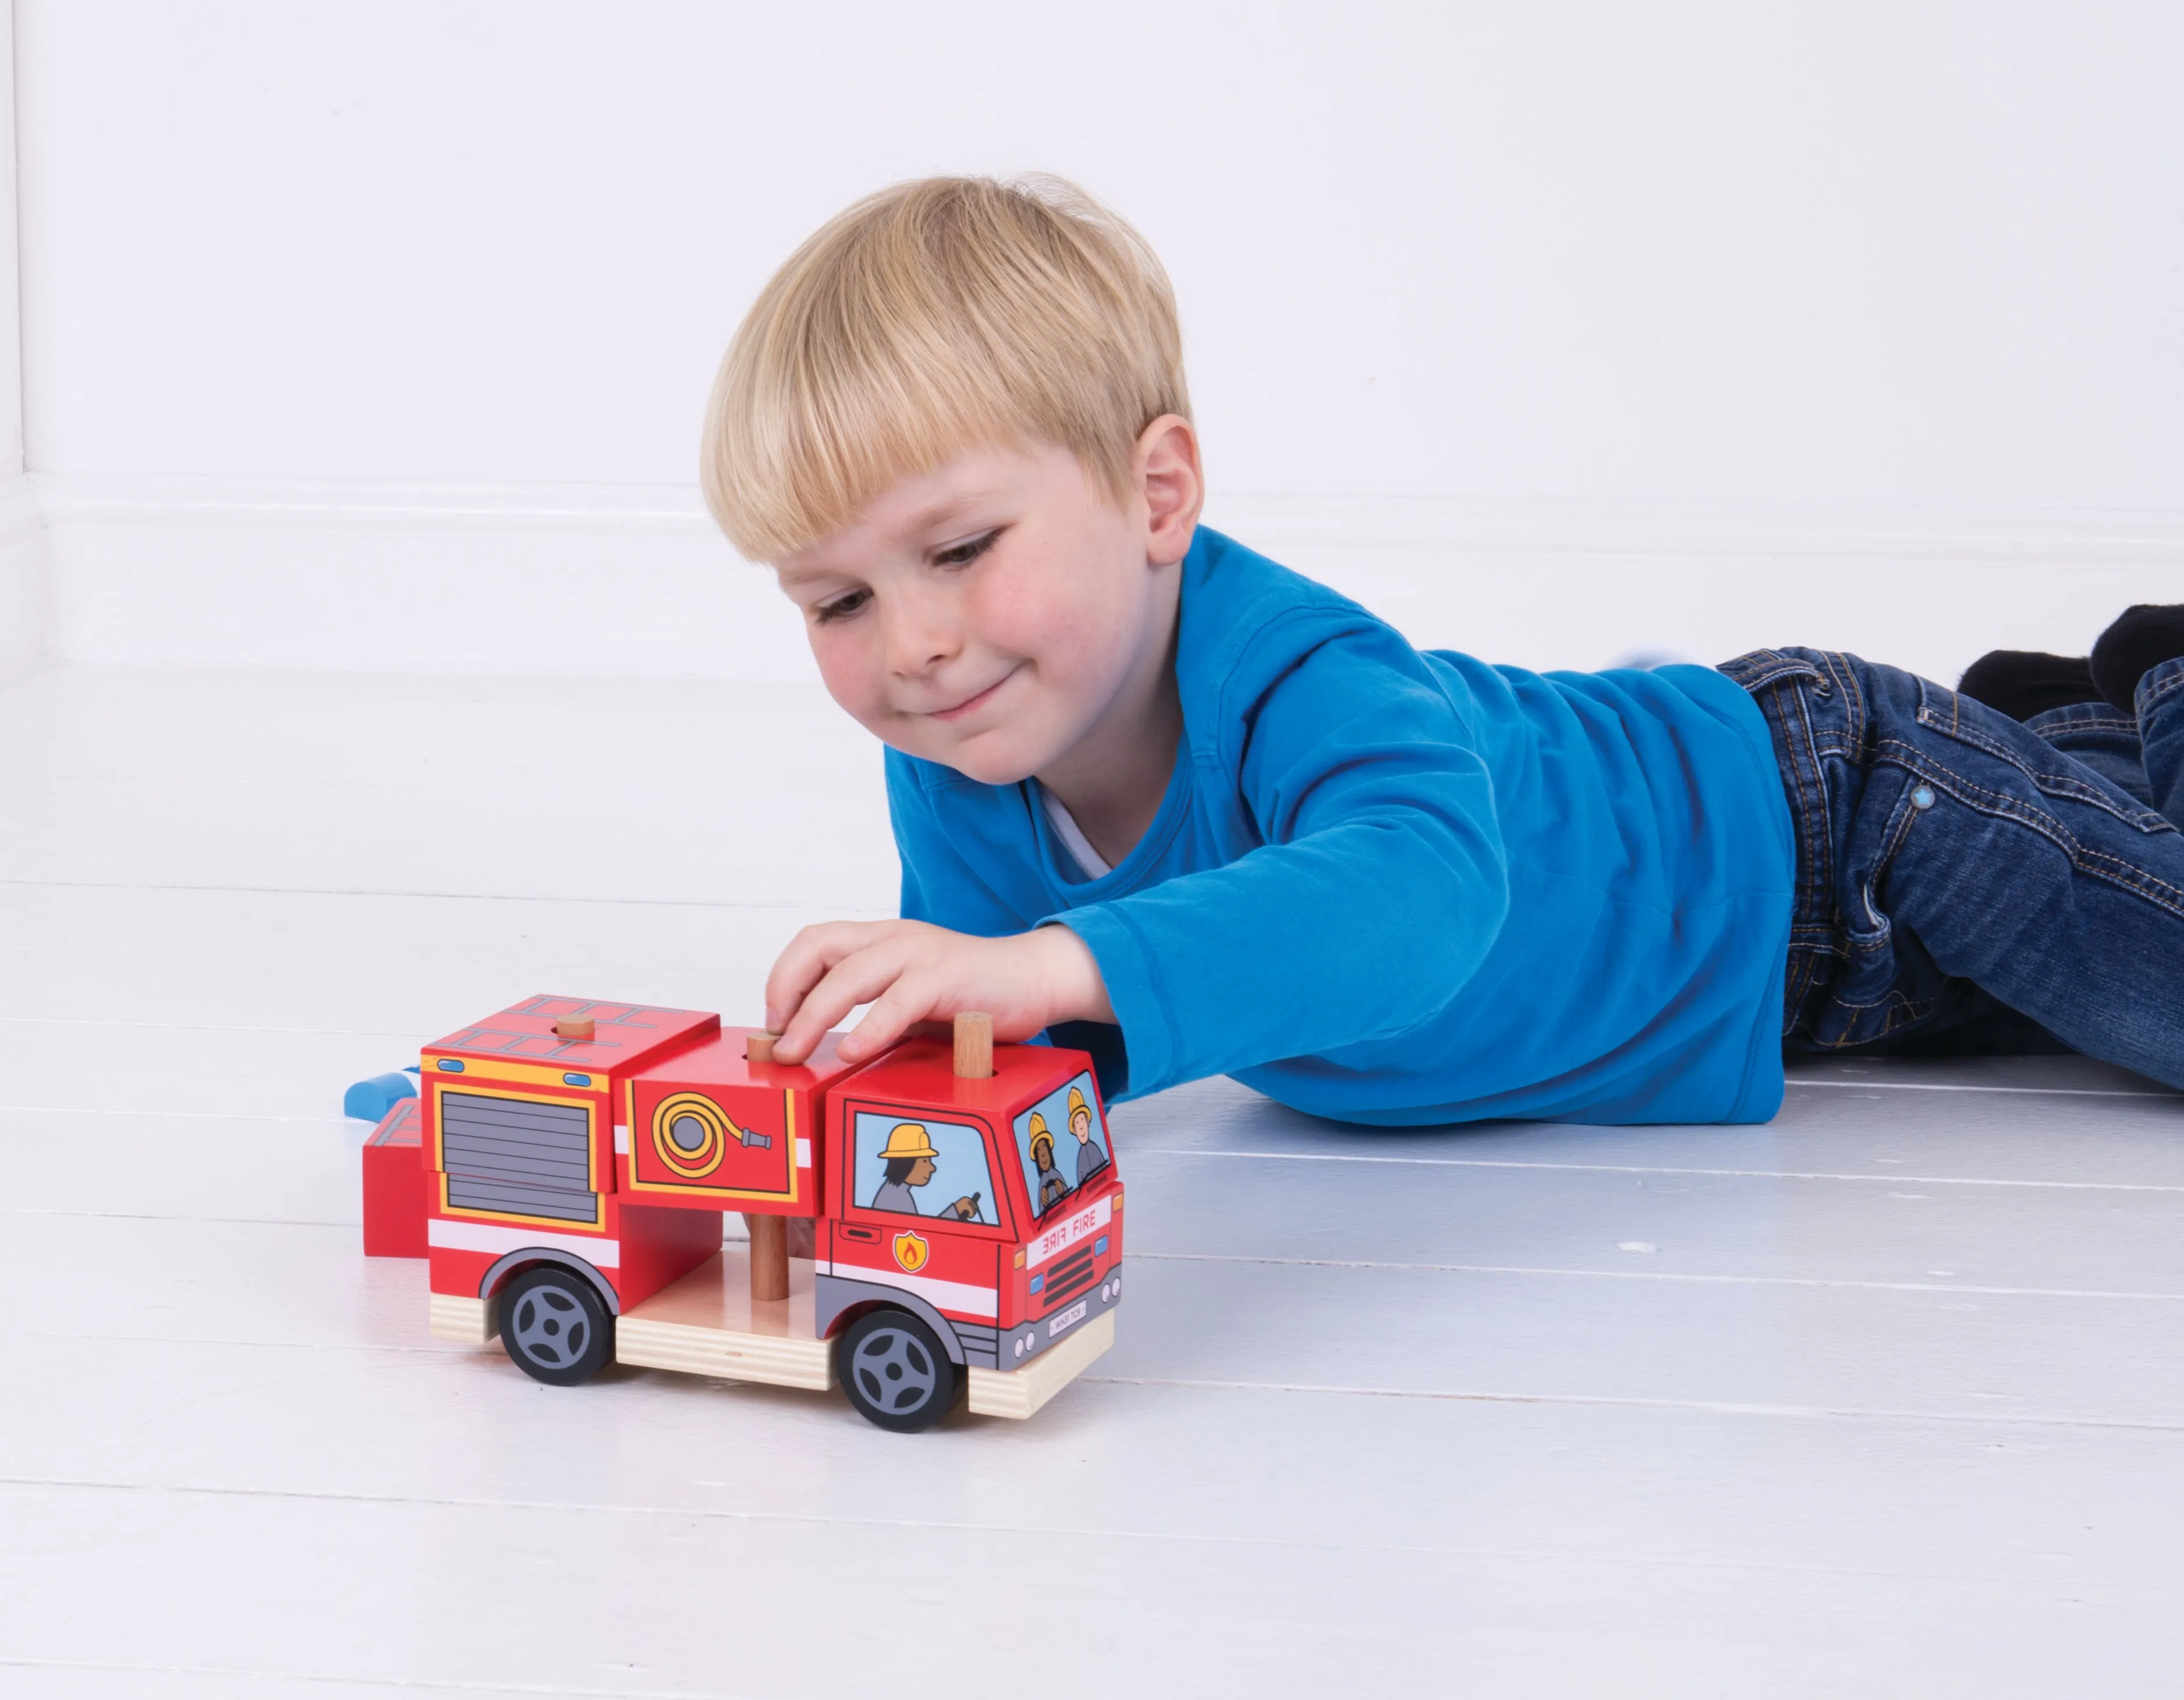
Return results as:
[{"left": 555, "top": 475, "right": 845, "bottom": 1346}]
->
[
  {"left": 1957, "top": 650, "right": 2102, "bottom": 722},
  {"left": 2090, "top": 605, "right": 2184, "bottom": 713}
]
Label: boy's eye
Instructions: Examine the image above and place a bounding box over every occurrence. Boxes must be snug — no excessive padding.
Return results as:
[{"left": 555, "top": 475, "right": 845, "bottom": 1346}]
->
[
  {"left": 932, "top": 529, "right": 1000, "bottom": 569},
  {"left": 813, "top": 589, "right": 870, "bottom": 624}
]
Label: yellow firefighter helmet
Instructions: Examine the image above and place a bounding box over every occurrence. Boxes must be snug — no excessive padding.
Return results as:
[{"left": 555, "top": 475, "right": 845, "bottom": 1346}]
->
[
  {"left": 1067, "top": 1085, "right": 1092, "bottom": 1127},
  {"left": 879, "top": 1122, "right": 938, "bottom": 1161}
]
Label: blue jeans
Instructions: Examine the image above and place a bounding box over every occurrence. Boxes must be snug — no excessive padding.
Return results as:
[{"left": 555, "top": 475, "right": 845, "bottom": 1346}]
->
[{"left": 1718, "top": 650, "right": 2184, "bottom": 1088}]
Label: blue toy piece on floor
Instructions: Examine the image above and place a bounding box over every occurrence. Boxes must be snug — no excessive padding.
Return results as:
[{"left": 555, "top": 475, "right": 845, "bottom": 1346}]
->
[{"left": 343, "top": 1067, "right": 420, "bottom": 1122}]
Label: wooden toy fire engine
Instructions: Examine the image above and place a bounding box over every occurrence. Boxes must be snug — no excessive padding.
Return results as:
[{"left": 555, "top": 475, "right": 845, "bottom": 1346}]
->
[{"left": 361, "top": 996, "right": 1122, "bottom": 1431}]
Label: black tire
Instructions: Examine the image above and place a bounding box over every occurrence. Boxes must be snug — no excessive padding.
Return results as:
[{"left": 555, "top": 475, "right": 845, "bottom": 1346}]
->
[
  {"left": 499, "top": 1266, "right": 614, "bottom": 1386},
  {"left": 836, "top": 1309, "right": 960, "bottom": 1432}
]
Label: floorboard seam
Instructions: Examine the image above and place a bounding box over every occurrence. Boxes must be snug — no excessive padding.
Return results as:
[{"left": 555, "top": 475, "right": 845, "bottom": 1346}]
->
[
  {"left": 0, "top": 874, "right": 885, "bottom": 913},
  {"left": 1132, "top": 1148, "right": 2184, "bottom": 1191},
  {"left": 0, "top": 1107, "right": 352, "bottom": 1125},
  {"left": 1080, "top": 1379, "right": 2184, "bottom": 1432},
  {"left": 0, "top": 1015, "right": 427, "bottom": 1039},
  {"left": 0, "top": 1656, "right": 743, "bottom": 1699},
  {"left": 3, "top": 1476, "right": 2175, "bottom": 1591},
  {"left": 1128, "top": 1251, "right": 2184, "bottom": 1301},
  {"left": 1787, "top": 1079, "right": 2178, "bottom": 1099}
]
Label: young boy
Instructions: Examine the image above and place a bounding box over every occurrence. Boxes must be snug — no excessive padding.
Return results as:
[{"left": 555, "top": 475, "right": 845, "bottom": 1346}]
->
[{"left": 700, "top": 175, "right": 2184, "bottom": 1124}]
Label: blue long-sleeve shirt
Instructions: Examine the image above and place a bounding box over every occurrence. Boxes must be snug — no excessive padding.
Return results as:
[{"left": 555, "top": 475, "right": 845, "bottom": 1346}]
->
[{"left": 887, "top": 527, "right": 1796, "bottom": 1125}]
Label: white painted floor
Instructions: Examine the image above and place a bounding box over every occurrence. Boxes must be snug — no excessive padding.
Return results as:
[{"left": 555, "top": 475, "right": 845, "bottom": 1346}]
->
[{"left": 5, "top": 665, "right": 2184, "bottom": 1698}]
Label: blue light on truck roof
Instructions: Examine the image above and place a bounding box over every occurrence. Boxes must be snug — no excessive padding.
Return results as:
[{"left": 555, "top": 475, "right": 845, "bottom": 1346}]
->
[
  {"left": 563, "top": 1072, "right": 591, "bottom": 1086},
  {"left": 436, "top": 1058, "right": 465, "bottom": 1072}
]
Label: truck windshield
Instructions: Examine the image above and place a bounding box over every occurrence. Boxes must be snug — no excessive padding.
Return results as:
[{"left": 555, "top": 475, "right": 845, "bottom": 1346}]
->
[
  {"left": 852, "top": 1111, "right": 997, "bottom": 1227},
  {"left": 1011, "top": 1069, "right": 1110, "bottom": 1218}
]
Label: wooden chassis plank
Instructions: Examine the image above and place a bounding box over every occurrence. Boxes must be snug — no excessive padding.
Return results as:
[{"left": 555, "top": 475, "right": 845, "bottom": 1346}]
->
[{"left": 967, "top": 1309, "right": 1114, "bottom": 1419}]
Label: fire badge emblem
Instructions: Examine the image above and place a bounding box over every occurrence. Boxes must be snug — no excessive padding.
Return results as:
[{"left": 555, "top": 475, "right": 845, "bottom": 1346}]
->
[{"left": 891, "top": 1229, "right": 930, "bottom": 1273}]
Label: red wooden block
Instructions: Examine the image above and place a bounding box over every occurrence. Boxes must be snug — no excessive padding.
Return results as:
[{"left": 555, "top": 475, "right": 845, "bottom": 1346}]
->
[
  {"left": 623, "top": 1026, "right": 855, "bottom": 1216},
  {"left": 420, "top": 996, "right": 721, "bottom": 1207},
  {"left": 361, "top": 1097, "right": 429, "bottom": 1258},
  {"left": 822, "top": 1036, "right": 1122, "bottom": 1350},
  {"left": 425, "top": 996, "right": 717, "bottom": 1075}
]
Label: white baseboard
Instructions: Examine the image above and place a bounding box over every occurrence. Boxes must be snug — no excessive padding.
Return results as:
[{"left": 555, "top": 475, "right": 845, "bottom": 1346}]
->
[
  {"left": 1210, "top": 494, "right": 2184, "bottom": 685},
  {"left": 32, "top": 472, "right": 2184, "bottom": 685},
  {"left": 38, "top": 473, "right": 816, "bottom": 682}
]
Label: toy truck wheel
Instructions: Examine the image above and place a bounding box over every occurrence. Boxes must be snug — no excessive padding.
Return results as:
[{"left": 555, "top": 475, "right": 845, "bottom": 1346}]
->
[
  {"left": 837, "top": 1309, "right": 959, "bottom": 1433},
  {"left": 499, "top": 1266, "right": 613, "bottom": 1387}
]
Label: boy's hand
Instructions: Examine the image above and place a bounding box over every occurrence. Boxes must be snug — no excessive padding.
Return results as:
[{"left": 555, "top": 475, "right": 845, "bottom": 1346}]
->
[{"left": 764, "top": 920, "right": 1114, "bottom": 1067}]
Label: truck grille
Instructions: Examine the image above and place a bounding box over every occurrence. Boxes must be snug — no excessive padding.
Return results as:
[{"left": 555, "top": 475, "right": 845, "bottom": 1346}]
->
[
  {"left": 438, "top": 1091, "right": 599, "bottom": 1226},
  {"left": 1039, "top": 1242, "right": 1101, "bottom": 1313},
  {"left": 441, "top": 1092, "right": 591, "bottom": 1191},
  {"left": 444, "top": 1174, "right": 600, "bottom": 1224}
]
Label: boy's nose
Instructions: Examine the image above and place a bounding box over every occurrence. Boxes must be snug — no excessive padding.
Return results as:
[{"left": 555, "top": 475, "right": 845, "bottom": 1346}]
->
[{"left": 881, "top": 597, "right": 960, "bottom": 680}]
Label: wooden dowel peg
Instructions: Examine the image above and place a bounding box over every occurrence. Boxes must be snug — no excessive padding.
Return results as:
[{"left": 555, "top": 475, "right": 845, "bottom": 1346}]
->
[
  {"left": 745, "top": 1031, "right": 777, "bottom": 1064},
  {"left": 744, "top": 1213, "right": 789, "bottom": 1303},
  {"left": 552, "top": 1016, "right": 595, "bottom": 1042},
  {"left": 953, "top": 1011, "right": 994, "bottom": 1079}
]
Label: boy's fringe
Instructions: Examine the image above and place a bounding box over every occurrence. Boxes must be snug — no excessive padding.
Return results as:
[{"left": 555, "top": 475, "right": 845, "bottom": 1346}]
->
[{"left": 701, "top": 175, "right": 1190, "bottom": 562}]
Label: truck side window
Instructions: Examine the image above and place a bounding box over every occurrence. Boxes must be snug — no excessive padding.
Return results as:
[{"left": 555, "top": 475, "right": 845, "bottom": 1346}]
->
[
  {"left": 1011, "top": 1070, "right": 1109, "bottom": 1217},
  {"left": 853, "top": 1111, "right": 997, "bottom": 1226}
]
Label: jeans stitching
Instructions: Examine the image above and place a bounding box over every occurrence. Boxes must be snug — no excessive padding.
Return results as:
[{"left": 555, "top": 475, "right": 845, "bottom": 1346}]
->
[
  {"left": 1786, "top": 690, "right": 1832, "bottom": 918},
  {"left": 1719, "top": 649, "right": 1827, "bottom": 695},
  {"left": 1725, "top": 652, "right": 1835, "bottom": 930},
  {"left": 1745, "top": 647, "right": 2184, "bottom": 1059},
  {"left": 2033, "top": 714, "right": 2137, "bottom": 736},
  {"left": 1877, "top": 746, "right": 2184, "bottom": 922},
  {"left": 1723, "top": 650, "right": 1845, "bottom": 1035},
  {"left": 1914, "top": 702, "right": 2173, "bottom": 833},
  {"left": 1786, "top": 945, "right": 1946, "bottom": 1039},
  {"left": 1806, "top": 984, "right": 1946, "bottom": 1023},
  {"left": 2142, "top": 667, "right": 2184, "bottom": 716},
  {"left": 1846, "top": 780, "right": 1926, "bottom": 942},
  {"left": 1803, "top": 1002, "right": 1947, "bottom": 1045}
]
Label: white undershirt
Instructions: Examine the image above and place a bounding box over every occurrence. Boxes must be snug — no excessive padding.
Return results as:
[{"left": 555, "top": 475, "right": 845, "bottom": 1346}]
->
[{"left": 1038, "top": 783, "right": 1113, "bottom": 879}]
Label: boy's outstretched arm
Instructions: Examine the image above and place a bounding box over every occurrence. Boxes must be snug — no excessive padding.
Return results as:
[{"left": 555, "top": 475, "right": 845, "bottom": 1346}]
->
[{"left": 765, "top": 919, "right": 1113, "bottom": 1066}]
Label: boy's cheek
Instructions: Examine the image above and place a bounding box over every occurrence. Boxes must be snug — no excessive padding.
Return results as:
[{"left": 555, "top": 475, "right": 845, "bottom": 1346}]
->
[{"left": 808, "top": 632, "right": 888, "bottom": 724}]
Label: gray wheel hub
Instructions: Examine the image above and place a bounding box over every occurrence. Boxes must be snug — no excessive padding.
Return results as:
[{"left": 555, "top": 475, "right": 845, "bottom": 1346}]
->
[
  {"left": 511, "top": 1283, "right": 592, "bottom": 1369},
  {"left": 851, "top": 1323, "right": 940, "bottom": 1415}
]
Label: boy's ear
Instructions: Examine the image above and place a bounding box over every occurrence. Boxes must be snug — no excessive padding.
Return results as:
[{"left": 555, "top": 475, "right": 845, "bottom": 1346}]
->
[{"left": 1135, "top": 415, "right": 1203, "bottom": 567}]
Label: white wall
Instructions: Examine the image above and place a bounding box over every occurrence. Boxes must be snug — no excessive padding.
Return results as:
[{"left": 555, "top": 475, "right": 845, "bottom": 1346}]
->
[
  {"left": 16, "top": 1, "right": 2184, "bottom": 682},
  {"left": 0, "top": 0, "right": 43, "bottom": 686}
]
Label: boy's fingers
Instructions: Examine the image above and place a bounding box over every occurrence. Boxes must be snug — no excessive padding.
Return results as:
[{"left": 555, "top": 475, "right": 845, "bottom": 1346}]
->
[
  {"left": 764, "top": 920, "right": 889, "bottom": 1033},
  {"left": 839, "top": 978, "right": 937, "bottom": 1064},
  {"left": 774, "top": 943, "right": 916, "bottom": 1063}
]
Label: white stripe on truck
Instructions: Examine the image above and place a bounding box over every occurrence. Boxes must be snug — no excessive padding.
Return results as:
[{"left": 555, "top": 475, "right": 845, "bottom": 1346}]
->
[
  {"left": 816, "top": 1259, "right": 998, "bottom": 1320},
  {"left": 427, "top": 1217, "right": 622, "bottom": 1269}
]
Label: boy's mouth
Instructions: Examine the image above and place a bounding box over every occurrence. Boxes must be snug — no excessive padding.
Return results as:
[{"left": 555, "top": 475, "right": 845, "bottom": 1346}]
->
[{"left": 927, "top": 667, "right": 1021, "bottom": 723}]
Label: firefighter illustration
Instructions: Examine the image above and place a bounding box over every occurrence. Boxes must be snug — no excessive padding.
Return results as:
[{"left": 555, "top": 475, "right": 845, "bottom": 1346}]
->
[
  {"left": 1068, "top": 1085, "right": 1109, "bottom": 1186},
  {"left": 870, "top": 1122, "right": 981, "bottom": 1220},
  {"left": 1027, "top": 1111, "right": 1070, "bottom": 1210}
]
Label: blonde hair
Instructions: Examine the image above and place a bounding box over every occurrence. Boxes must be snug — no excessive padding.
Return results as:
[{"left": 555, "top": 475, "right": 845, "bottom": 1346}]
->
[{"left": 701, "top": 175, "right": 1191, "bottom": 562}]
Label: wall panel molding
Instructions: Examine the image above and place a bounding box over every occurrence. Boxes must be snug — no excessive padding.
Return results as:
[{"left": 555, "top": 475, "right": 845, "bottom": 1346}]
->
[{"left": 35, "top": 472, "right": 2184, "bottom": 685}]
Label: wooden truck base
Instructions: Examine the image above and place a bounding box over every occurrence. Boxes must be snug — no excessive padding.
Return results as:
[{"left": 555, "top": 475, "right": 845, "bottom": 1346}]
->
[
  {"left": 439, "top": 1244, "right": 1114, "bottom": 1421},
  {"left": 616, "top": 1245, "right": 834, "bottom": 1389}
]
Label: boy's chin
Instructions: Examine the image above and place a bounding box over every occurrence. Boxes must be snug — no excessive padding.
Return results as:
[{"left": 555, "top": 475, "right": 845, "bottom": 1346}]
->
[
  {"left": 942, "top": 748, "right": 1042, "bottom": 787},
  {"left": 886, "top": 729, "right": 1043, "bottom": 787}
]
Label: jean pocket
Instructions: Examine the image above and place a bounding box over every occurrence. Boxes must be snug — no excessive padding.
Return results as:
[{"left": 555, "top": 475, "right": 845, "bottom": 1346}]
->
[{"left": 1914, "top": 677, "right": 2174, "bottom": 835}]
